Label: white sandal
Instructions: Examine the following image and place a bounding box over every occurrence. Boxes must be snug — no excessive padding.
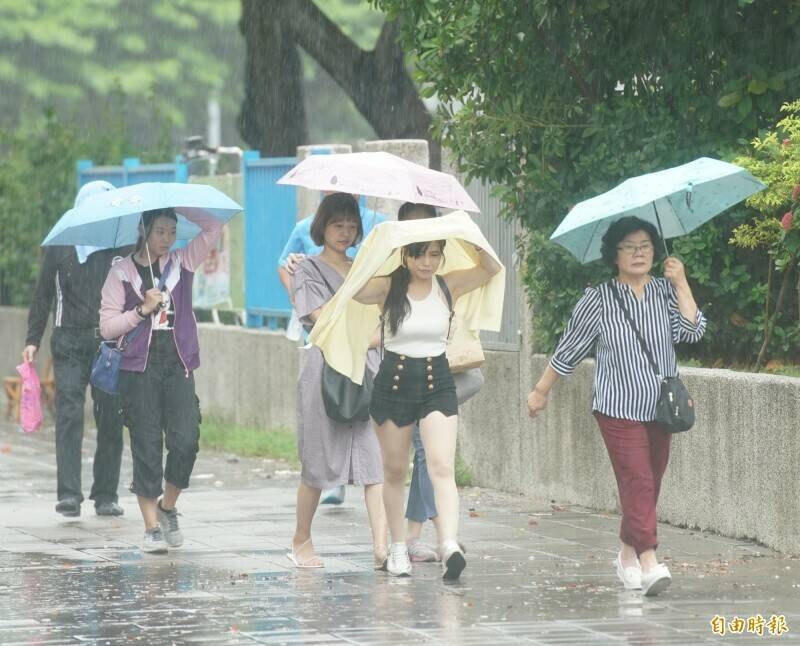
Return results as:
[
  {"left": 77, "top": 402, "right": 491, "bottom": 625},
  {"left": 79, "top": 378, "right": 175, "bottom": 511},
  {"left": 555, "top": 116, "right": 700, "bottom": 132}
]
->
[{"left": 286, "top": 538, "right": 324, "bottom": 569}]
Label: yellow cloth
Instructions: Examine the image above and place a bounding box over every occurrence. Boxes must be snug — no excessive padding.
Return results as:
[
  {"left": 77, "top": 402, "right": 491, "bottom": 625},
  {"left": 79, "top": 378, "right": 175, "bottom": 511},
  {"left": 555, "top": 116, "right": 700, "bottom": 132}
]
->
[{"left": 309, "top": 211, "right": 506, "bottom": 384}]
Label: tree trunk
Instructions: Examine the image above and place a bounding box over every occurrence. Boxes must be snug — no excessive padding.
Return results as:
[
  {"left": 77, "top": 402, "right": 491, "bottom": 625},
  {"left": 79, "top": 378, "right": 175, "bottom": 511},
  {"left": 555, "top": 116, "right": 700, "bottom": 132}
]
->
[
  {"left": 754, "top": 262, "right": 794, "bottom": 372},
  {"left": 238, "top": 0, "right": 308, "bottom": 156},
  {"left": 239, "top": 0, "right": 439, "bottom": 167}
]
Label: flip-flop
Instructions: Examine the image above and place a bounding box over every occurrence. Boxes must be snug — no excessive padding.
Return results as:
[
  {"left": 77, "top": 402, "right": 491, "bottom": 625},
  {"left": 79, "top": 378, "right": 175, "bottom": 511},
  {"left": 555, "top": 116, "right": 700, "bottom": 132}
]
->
[{"left": 286, "top": 538, "right": 324, "bottom": 569}]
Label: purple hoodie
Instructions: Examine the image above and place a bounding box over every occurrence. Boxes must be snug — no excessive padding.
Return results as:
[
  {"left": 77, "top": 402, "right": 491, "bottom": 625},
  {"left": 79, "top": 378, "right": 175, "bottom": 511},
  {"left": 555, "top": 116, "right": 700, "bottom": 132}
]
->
[{"left": 99, "top": 207, "right": 224, "bottom": 373}]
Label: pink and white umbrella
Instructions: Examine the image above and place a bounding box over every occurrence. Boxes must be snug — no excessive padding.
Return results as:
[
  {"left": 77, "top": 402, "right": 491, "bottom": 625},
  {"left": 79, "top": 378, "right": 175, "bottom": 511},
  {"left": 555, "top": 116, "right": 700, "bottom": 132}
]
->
[{"left": 276, "top": 151, "right": 480, "bottom": 213}]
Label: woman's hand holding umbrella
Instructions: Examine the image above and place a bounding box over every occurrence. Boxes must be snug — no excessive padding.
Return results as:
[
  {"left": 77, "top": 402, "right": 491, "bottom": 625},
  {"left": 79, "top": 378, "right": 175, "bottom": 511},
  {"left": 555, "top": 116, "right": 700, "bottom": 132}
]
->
[
  {"left": 140, "top": 288, "right": 164, "bottom": 316},
  {"left": 663, "top": 256, "right": 699, "bottom": 323},
  {"left": 662, "top": 257, "right": 688, "bottom": 289}
]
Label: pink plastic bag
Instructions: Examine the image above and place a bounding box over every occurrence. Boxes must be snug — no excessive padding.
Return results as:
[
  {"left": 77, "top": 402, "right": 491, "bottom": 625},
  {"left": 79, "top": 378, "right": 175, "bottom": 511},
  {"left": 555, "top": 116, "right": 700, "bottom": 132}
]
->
[{"left": 16, "top": 361, "right": 43, "bottom": 433}]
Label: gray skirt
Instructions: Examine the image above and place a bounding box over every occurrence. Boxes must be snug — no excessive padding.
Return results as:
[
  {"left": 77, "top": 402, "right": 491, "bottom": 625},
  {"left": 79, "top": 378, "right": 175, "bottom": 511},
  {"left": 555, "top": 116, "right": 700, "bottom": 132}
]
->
[{"left": 296, "top": 346, "right": 383, "bottom": 490}]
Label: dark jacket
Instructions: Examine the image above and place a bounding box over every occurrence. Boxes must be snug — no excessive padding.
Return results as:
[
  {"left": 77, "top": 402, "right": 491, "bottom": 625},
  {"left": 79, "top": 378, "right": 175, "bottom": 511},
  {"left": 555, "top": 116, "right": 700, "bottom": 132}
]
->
[{"left": 25, "top": 246, "right": 132, "bottom": 347}]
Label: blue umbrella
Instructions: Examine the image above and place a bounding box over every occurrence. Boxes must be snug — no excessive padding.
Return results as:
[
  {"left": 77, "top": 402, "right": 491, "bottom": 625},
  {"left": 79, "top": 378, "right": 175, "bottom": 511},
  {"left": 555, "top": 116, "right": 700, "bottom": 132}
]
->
[
  {"left": 42, "top": 182, "right": 242, "bottom": 247},
  {"left": 550, "top": 157, "right": 766, "bottom": 263}
]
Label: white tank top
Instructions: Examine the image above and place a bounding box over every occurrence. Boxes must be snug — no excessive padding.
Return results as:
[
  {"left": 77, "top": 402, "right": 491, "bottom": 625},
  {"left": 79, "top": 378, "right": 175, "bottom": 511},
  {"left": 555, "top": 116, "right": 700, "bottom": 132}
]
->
[{"left": 384, "top": 279, "right": 451, "bottom": 357}]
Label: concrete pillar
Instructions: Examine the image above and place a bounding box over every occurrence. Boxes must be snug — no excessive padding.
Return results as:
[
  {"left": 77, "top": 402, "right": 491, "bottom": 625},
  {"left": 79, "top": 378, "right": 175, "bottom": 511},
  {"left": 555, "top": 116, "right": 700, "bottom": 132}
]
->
[
  {"left": 357, "top": 139, "right": 430, "bottom": 219},
  {"left": 295, "top": 144, "right": 352, "bottom": 221}
]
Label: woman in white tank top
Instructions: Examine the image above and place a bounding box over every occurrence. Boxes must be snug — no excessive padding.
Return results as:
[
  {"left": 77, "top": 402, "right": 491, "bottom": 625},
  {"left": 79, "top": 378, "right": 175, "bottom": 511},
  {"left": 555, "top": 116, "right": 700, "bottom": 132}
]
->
[{"left": 355, "top": 236, "right": 502, "bottom": 580}]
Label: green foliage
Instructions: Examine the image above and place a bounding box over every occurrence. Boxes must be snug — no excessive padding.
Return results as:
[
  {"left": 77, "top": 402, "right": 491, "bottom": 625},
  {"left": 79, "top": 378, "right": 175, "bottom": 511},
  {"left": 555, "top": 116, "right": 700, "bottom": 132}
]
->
[
  {"left": 733, "top": 100, "right": 800, "bottom": 217},
  {"left": 729, "top": 101, "right": 800, "bottom": 366},
  {"left": 0, "top": 99, "right": 173, "bottom": 306},
  {"left": 0, "top": 0, "right": 390, "bottom": 148},
  {"left": 199, "top": 415, "right": 298, "bottom": 466},
  {"left": 373, "top": 0, "right": 800, "bottom": 364},
  {"left": 454, "top": 451, "right": 473, "bottom": 488},
  {"left": 0, "top": 0, "right": 243, "bottom": 145}
]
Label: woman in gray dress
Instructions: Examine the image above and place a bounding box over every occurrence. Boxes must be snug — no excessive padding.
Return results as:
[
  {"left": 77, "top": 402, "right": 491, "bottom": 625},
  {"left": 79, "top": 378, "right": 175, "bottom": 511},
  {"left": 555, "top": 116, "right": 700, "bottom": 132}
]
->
[{"left": 289, "top": 192, "right": 387, "bottom": 569}]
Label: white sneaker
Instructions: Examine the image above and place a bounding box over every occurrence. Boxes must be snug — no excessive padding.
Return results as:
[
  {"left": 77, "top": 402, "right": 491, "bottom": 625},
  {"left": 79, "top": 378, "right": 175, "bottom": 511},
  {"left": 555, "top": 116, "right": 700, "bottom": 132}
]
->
[
  {"left": 641, "top": 563, "right": 672, "bottom": 596},
  {"left": 386, "top": 542, "right": 412, "bottom": 577},
  {"left": 614, "top": 551, "right": 642, "bottom": 590},
  {"left": 141, "top": 528, "right": 168, "bottom": 554},
  {"left": 441, "top": 540, "right": 466, "bottom": 581}
]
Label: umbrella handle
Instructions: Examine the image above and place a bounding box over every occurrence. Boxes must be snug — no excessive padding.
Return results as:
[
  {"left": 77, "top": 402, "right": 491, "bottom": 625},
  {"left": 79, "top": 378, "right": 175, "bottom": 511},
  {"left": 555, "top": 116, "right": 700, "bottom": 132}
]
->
[
  {"left": 141, "top": 220, "right": 163, "bottom": 313},
  {"left": 144, "top": 238, "right": 157, "bottom": 287}
]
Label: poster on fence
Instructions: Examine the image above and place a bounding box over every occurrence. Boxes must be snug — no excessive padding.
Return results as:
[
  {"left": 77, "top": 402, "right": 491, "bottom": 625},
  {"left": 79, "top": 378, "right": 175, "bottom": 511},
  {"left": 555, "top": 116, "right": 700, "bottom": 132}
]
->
[
  {"left": 190, "top": 174, "right": 243, "bottom": 309},
  {"left": 193, "top": 225, "right": 230, "bottom": 308}
]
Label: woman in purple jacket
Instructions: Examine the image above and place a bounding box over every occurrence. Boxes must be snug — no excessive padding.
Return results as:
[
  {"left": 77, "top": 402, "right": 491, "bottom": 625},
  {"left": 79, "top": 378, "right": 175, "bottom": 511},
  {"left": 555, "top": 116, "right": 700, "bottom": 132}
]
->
[{"left": 100, "top": 207, "right": 223, "bottom": 553}]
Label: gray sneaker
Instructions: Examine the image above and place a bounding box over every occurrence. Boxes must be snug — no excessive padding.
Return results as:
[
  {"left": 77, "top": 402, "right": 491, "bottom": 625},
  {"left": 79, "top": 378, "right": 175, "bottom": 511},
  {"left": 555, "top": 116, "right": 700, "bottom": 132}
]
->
[
  {"left": 157, "top": 503, "right": 184, "bottom": 547},
  {"left": 141, "top": 528, "right": 168, "bottom": 554}
]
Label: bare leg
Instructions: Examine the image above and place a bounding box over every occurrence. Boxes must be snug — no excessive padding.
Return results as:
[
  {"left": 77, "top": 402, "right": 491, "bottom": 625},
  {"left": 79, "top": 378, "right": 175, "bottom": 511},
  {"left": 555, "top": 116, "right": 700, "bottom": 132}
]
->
[
  {"left": 430, "top": 515, "right": 446, "bottom": 550},
  {"left": 292, "top": 480, "right": 322, "bottom": 565},
  {"left": 418, "top": 412, "right": 459, "bottom": 545},
  {"left": 638, "top": 548, "right": 659, "bottom": 572},
  {"left": 137, "top": 496, "right": 158, "bottom": 530},
  {"left": 620, "top": 541, "right": 639, "bottom": 568},
  {"left": 374, "top": 420, "right": 414, "bottom": 543},
  {"left": 160, "top": 481, "right": 181, "bottom": 510},
  {"left": 406, "top": 519, "right": 424, "bottom": 540},
  {"left": 364, "top": 483, "right": 388, "bottom": 564}
]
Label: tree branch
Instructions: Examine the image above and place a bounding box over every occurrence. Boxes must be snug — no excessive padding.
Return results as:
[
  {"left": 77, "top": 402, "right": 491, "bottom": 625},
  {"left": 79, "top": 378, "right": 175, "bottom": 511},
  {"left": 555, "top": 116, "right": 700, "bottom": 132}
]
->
[
  {"left": 280, "top": 0, "right": 438, "bottom": 166},
  {"left": 279, "top": 0, "right": 370, "bottom": 91}
]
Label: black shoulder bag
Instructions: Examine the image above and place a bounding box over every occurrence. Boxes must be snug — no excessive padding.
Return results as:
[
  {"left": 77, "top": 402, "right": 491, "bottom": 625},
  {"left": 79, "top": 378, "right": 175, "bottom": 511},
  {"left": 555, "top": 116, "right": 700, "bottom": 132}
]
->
[
  {"left": 306, "top": 258, "right": 374, "bottom": 424},
  {"left": 609, "top": 281, "right": 695, "bottom": 433}
]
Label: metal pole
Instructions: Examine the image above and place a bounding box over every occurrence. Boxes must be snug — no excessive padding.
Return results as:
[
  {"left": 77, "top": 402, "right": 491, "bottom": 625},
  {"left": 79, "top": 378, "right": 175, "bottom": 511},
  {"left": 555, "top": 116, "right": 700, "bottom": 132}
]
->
[{"left": 652, "top": 202, "right": 670, "bottom": 258}]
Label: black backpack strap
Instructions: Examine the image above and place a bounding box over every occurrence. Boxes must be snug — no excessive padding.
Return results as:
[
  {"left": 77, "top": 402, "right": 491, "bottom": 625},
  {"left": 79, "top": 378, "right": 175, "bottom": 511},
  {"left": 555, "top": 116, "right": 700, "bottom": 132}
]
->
[
  {"left": 436, "top": 274, "right": 455, "bottom": 340},
  {"left": 608, "top": 280, "right": 662, "bottom": 379}
]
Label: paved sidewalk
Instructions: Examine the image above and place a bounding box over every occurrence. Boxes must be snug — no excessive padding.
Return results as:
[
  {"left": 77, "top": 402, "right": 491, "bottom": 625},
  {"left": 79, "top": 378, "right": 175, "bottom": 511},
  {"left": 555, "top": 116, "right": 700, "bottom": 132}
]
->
[{"left": 0, "top": 420, "right": 798, "bottom": 645}]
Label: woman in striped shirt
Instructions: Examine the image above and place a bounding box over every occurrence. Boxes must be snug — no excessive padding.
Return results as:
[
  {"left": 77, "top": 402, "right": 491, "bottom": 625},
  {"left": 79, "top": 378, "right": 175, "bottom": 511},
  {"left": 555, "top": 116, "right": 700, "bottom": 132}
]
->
[{"left": 527, "top": 216, "right": 706, "bottom": 597}]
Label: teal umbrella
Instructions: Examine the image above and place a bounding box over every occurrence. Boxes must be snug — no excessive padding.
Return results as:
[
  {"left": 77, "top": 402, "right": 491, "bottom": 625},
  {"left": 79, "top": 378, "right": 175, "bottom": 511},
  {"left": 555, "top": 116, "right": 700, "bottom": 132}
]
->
[{"left": 550, "top": 157, "right": 766, "bottom": 263}]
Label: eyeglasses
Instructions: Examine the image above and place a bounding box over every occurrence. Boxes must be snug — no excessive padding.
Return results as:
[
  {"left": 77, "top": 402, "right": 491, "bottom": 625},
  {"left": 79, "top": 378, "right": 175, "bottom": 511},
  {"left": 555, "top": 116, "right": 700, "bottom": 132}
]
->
[{"left": 617, "top": 242, "right": 654, "bottom": 255}]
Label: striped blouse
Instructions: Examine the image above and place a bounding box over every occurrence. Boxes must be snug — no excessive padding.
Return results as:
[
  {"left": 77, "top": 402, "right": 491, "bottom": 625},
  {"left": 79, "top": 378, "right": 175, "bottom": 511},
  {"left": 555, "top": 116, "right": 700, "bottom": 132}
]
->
[{"left": 550, "top": 277, "right": 707, "bottom": 422}]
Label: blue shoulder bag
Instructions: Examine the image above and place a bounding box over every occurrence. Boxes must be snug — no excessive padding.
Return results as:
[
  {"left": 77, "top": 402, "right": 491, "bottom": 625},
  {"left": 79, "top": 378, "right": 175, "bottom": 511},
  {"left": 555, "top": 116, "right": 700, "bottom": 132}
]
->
[{"left": 90, "top": 259, "right": 173, "bottom": 395}]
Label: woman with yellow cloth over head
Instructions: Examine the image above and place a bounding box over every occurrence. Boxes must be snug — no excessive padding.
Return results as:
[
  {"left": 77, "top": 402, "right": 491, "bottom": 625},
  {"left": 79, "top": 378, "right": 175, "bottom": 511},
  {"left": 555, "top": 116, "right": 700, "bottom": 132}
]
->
[{"left": 310, "top": 211, "right": 505, "bottom": 580}]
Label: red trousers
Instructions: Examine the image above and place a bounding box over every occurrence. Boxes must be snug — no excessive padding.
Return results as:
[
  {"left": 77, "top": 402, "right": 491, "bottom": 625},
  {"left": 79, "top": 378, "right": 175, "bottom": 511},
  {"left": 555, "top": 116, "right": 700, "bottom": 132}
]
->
[{"left": 594, "top": 412, "right": 671, "bottom": 554}]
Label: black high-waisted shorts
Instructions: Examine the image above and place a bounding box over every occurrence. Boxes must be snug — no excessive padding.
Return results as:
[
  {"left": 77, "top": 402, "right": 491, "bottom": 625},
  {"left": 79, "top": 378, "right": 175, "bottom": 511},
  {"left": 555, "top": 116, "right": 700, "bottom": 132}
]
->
[{"left": 370, "top": 351, "right": 458, "bottom": 427}]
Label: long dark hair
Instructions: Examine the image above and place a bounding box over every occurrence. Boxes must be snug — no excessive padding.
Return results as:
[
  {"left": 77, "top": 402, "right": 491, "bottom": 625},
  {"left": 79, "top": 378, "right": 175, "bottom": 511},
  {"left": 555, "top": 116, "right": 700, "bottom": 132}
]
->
[
  {"left": 136, "top": 207, "right": 178, "bottom": 253},
  {"left": 384, "top": 240, "right": 446, "bottom": 334}
]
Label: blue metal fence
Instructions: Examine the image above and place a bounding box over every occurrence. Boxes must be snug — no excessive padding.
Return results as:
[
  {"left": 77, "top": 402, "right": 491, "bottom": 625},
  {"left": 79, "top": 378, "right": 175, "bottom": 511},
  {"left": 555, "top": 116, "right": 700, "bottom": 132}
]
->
[
  {"left": 243, "top": 151, "right": 298, "bottom": 329},
  {"left": 76, "top": 156, "right": 188, "bottom": 190}
]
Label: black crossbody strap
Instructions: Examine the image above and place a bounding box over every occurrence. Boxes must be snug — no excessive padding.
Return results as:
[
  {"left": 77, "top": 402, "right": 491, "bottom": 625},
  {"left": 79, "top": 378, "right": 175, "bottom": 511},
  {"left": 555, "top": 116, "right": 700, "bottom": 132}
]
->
[
  {"left": 306, "top": 257, "right": 336, "bottom": 298},
  {"left": 608, "top": 281, "right": 663, "bottom": 380}
]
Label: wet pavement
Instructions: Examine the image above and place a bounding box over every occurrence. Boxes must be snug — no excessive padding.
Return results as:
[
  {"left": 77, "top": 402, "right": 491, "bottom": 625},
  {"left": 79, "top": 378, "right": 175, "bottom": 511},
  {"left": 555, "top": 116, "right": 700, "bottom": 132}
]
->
[{"left": 0, "top": 420, "right": 798, "bottom": 645}]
